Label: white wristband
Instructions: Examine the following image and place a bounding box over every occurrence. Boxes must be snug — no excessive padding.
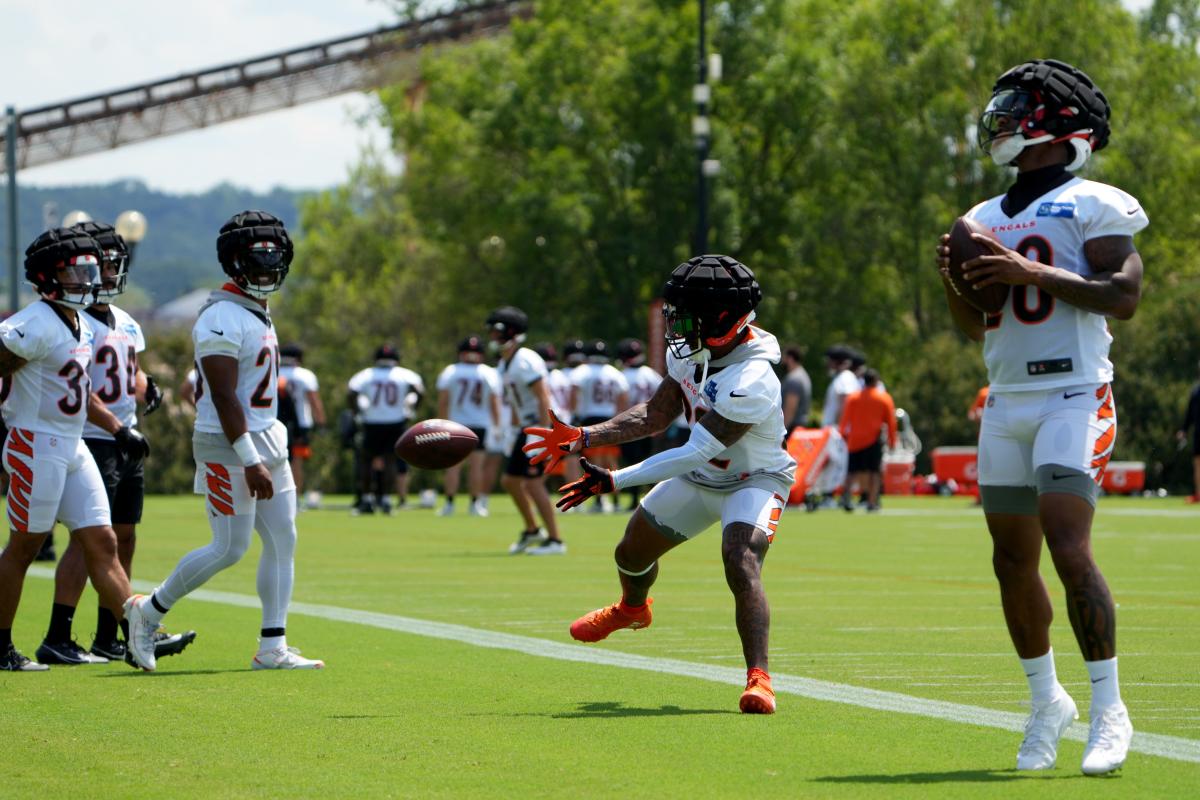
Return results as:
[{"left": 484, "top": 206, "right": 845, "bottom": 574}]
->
[{"left": 232, "top": 433, "right": 262, "bottom": 467}]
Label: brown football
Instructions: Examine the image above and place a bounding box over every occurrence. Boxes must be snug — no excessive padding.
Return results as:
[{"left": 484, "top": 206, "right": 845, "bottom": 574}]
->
[
  {"left": 395, "top": 419, "right": 478, "bottom": 470},
  {"left": 947, "top": 216, "right": 1010, "bottom": 314}
]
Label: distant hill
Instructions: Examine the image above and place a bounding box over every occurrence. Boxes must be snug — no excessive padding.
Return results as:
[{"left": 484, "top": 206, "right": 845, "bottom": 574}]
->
[{"left": 0, "top": 180, "right": 314, "bottom": 308}]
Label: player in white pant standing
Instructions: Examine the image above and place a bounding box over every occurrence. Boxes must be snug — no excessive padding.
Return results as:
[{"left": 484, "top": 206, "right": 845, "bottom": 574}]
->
[
  {"left": 0, "top": 227, "right": 153, "bottom": 671},
  {"left": 938, "top": 60, "right": 1143, "bottom": 775},
  {"left": 126, "top": 211, "right": 323, "bottom": 670}
]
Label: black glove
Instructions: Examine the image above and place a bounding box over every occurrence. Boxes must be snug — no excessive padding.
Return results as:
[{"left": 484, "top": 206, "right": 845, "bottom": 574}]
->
[
  {"left": 143, "top": 374, "right": 163, "bottom": 415},
  {"left": 556, "top": 457, "right": 615, "bottom": 511},
  {"left": 114, "top": 426, "right": 150, "bottom": 462}
]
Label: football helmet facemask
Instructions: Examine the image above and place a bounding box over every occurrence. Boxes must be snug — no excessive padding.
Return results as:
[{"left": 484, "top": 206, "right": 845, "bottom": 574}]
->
[
  {"left": 216, "top": 210, "right": 294, "bottom": 299},
  {"left": 70, "top": 221, "right": 130, "bottom": 302},
  {"left": 977, "top": 59, "right": 1110, "bottom": 171},
  {"left": 485, "top": 306, "right": 528, "bottom": 354},
  {"left": 662, "top": 255, "right": 761, "bottom": 362},
  {"left": 24, "top": 227, "right": 103, "bottom": 310}
]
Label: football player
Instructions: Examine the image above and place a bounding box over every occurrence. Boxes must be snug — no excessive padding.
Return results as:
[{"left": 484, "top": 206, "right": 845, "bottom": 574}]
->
[
  {"left": 937, "top": 60, "right": 1144, "bottom": 774},
  {"left": 33, "top": 221, "right": 195, "bottom": 666},
  {"left": 524, "top": 256, "right": 795, "bottom": 713},
  {"left": 569, "top": 339, "right": 629, "bottom": 513},
  {"left": 0, "top": 228, "right": 153, "bottom": 671},
  {"left": 126, "top": 211, "right": 323, "bottom": 670},
  {"left": 347, "top": 345, "right": 425, "bottom": 514},
  {"left": 435, "top": 335, "right": 502, "bottom": 516},
  {"left": 616, "top": 338, "right": 662, "bottom": 511},
  {"left": 486, "top": 307, "right": 565, "bottom": 555},
  {"left": 278, "top": 343, "right": 326, "bottom": 509}
]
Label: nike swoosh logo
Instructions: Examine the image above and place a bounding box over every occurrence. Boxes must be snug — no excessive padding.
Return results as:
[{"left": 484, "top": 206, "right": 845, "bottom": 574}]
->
[
  {"left": 1126, "top": 207, "right": 1140, "bottom": 216},
  {"left": 1063, "top": 391, "right": 1086, "bottom": 399},
  {"left": 729, "top": 391, "right": 748, "bottom": 398},
  {"left": 14, "top": 330, "right": 25, "bottom": 338},
  {"left": 1051, "top": 472, "right": 1074, "bottom": 481},
  {"left": 210, "top": 329, "right": 225, "bottom": 336},
  {"left": 1091, "top": 676, "right": 1108, "bottom": 684}
]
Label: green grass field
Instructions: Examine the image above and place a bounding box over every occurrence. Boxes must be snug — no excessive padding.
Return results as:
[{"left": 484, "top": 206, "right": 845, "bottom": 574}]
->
[{"left": 4, "top": 494, "right": 1198, "bottom": 798}]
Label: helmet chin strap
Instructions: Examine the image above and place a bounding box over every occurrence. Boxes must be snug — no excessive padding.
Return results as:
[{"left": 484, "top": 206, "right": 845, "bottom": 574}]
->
[{"left": 990, "top": 132, "right": 1092, "bottom": 170}]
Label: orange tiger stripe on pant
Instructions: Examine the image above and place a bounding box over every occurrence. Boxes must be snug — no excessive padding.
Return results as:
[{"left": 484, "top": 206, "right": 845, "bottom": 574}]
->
[
  {"left": 205, "top": 462, "right": 236, "bottom": 516},
  {"left": 1090, "top": 385, "right": 1117, "bottom": 482}
]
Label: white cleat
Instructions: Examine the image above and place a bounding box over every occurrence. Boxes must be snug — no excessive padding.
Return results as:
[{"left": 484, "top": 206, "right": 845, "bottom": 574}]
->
[
  {"left": 252, "top": 645, "right": 325, "bottom": 670},
  {"left": 1017, "top": 689, "right": 1078, "bottom": 770},
  {"left": 526, "top": 539, "right": 567, "bottom": 556},
  {"left": 1082, "top": 703, "right": 1133, "bottom": 775},
  {"left": 123, "top": 595, "right": 157, "bottom": 671},
  {"left": 436, "top": 503, "right": 454, "bottom": 517}
]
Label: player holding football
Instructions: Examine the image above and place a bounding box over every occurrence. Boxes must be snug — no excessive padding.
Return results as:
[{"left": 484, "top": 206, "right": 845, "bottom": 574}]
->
[
  {"left": 486, "top": 306, "right": 565, "bottom": 555},
  {"left": 125, "top": 211, "right": 324, "bottom": 670},
  {"left": 0, "top": 228, "right": 153, "bottom": 671},
  {"left": 34, "top": 221, "right": 195, "bottom": 665},
  {"left": 937, "top": 60, "right": 1144, "bottom": 775},
  {"left": 524, "top": 256, "right": 795, "bottom": 713}
]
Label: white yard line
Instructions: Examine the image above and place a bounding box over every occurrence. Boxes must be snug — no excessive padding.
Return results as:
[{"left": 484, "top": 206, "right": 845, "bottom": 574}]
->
[{"left": 28, "top": 567, "right": 1200, "bottom": 766}]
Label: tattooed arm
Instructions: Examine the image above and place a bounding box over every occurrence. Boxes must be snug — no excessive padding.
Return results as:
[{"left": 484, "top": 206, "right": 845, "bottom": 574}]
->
[
  {"left": 963, "top": 234, "right": 1142, "bottom": 320},
  {"left": 583, "top": 377, "right": 685, "bottom": 447},
  {"left": 0, "top": 341, "right": 28, "bottom": 378},
  {"left": 607, "top": 408, "right": 750, "bottom": 490}
]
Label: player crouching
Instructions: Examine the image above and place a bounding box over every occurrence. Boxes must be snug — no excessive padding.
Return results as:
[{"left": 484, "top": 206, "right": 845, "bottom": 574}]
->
[{"left": 524, "top": 256, "right": 795, "bottom": 713}]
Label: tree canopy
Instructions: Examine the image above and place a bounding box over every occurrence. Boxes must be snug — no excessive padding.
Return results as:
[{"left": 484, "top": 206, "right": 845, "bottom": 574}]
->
[{"left": 287, "top": 0, "right": 1200, "bottom": 487}]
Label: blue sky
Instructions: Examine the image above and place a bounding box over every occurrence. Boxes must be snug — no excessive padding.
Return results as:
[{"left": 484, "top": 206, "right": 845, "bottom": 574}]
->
[
  {"left": 0, "top": 0, "right": 1155, "bottom": 194},
  {"left": 0, "top": 0, "right": 398, "bottom": 193}
]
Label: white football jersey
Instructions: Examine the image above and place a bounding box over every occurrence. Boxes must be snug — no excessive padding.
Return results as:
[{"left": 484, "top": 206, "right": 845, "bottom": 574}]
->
[
  {"left": 0, "top": 301, "right": 96, "bottom": 438},
  {"left": 82, "top": 305, "right": 146, "bottom": 440},
  {"left": 546, "top": 368, "right": 574, "bottom": 423},
  {"left": 348, "top": 365, "right": 425, "bottom": 424},
  {"left": 821, "top": 369, "right": 860, "bottom": 426},
  {"left": 436, "top": 362, "right": 500, "bottom": 430},
  {"left": 280, "top": 364, "right": 319, "bottom": 428},
  {"left": 497, "top": 347, "right": 548, "bottom": 426},
  {"left": 192, "top": 297, "right": 281, "bottom": 435},
  {"left": 969, "top": 178, "right": 1148, "bottom": 392},
  {"left": 571, "top": 362, "right": 630, "bottom": 419},
  {"left": 666, "top": 327, "right": 796, "bottom": 493},
  {"left": 623, "top": 364, "right": 663, "bottom": 406}
]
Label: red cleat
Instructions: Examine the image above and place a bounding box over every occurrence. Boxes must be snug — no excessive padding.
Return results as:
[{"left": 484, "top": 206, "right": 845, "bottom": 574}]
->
[
  {"left": 569, "top": 597, "right": 653, "bottom": 642},
  {"left": 740, "top": 667, "right": 776, "bottom": 714}
]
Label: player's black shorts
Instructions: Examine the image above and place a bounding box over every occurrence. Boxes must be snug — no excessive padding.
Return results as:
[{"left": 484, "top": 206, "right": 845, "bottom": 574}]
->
[
  {"left": 363, "top": 421, "right": 409, "bottom": 472},
  {"left": 505, "top": 430, "right": 544, "bottom": 478},
  {"left": 468, "top": 426, "right": 487, "bottom": 451},
  {"left": 287, "top": 425, "right": 314, "bottom": 459},
  {"left": 847, "top": 441, "right": 883, "bottom": 473},
  {"left": 84, "top": 438, "right": 145, "bottom": 525},
  {"left": 1193, "top": 431, "right": 1200, "bottom": 457}
]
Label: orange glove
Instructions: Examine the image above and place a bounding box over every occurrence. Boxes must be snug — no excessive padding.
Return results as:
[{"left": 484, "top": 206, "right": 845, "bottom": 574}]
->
[{"left": 522, "top": 409, "right": 583, "bottom": 471}]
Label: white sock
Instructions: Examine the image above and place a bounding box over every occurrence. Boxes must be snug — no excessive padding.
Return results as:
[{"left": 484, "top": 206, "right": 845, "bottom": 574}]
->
[
  {"left": 1019, "top": 649, "right": 1060, "bottom": 705},
  {"left": 1086, "top": 657, "right": 1121, "bottom": 712},
  {"left": 254, "top": 490, "right": 297, "bottom": 633},
  {"left": 260, "top": 635, "right": 286, "bottom": 651}
]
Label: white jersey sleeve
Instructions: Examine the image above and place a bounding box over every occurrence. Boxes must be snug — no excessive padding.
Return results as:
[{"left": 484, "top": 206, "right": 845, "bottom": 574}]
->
[
  {"left": 435, "top": 364, "right": 455, "bottom": 392},
  {"left": 500, "top": 348, "right": 548, "bottom": 425},
  {"left": 1078, "top": 185, "right": 1148, "bottom": 240},
  {"left": 710, "top": 360, "right": 779, "bottom": 424},
  {"left": 0, "top": 302, "right": 97, "bottom": 438}
]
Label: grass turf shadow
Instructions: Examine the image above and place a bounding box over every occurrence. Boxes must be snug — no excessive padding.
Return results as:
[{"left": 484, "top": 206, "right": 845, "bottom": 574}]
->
[{"left": 814, "top": 769, "right": 1094, "bottom": 785}]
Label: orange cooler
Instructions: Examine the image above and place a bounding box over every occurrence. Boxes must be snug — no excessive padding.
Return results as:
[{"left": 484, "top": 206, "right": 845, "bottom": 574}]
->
[
  {"left": 883, "top": 453, "right": 915, "bottom": 495},
  {"left": 1100, "top": 461, "right": 1145, "bottom": 495},
  {"left": 931, "top": 446, "right": 979, "bottom": 485}
]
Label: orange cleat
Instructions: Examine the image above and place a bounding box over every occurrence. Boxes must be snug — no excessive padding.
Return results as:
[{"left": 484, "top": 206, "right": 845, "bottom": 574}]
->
[
  {"left": 739, "top": 667, "right": 776, "bottom": 714},
  {"left": 569, "top": 597, "right": 653, "bottom": 642}
]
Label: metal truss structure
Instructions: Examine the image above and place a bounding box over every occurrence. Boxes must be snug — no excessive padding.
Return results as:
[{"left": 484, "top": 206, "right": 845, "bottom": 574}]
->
[{"left": 0, "top": 1, "right": 525, "bottom": 173}]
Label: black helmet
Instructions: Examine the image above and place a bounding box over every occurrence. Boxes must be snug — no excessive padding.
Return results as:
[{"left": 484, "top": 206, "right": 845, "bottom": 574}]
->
[
  {"left": 563, "top": 338, "right": 586, "bottom": 366},
  {"left": 280, "top": 343, "right": 304, "bottom": 362},
  {"left": 485, "top": 306, "right": 528, "bottom": 344},
  {"left": 617, "top": 338, "right": 645, "bottom": 365},
  {"left": 70, "top": 221, "right": 129, "bottom": 301},
  {"left": 583, "top": 339, "right": 608, "bottom": 362},
  {"left": 533, "top": 342, "right": 558, "bottom": 365},
  {"left": 978, "top": 59, "right": 1110, "bottom": 170},
  {"left": 216, "top": 210, "right": 293, "bottom": 298},
  {"left": 458, "top": 335, "right": 485, "bottom": 355},
  {"left": 24, "top": 227, "right": 102, "bottom": 310},
  {"left": 375, "top": 343, "right": 400, "bottom": 363},
  {"left": 662, "top": 255, "right": 761, "bottom": 360}
]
